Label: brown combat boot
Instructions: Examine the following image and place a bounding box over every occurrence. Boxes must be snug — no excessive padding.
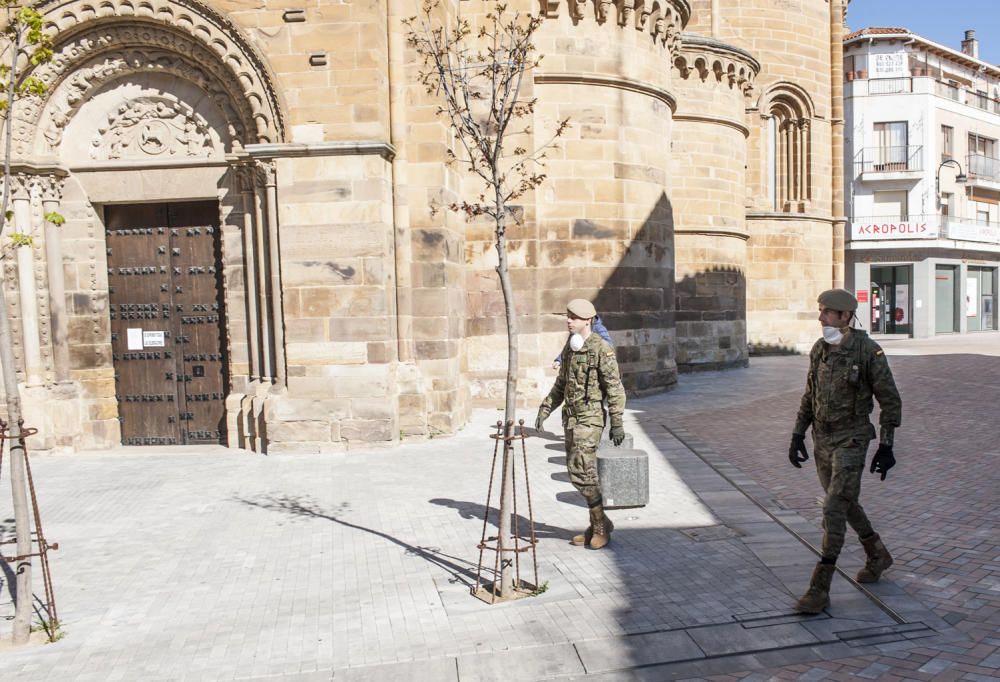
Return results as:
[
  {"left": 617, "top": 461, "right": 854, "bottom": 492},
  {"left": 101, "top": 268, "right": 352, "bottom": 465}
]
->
[
  {"left": 856, "top": 533, "right": 893, "bottom": 583},
  {"left": 795, "top": 562, "right": 836, "bottom": 614},
  {"left": 588, "top": 505, "right": 613, "bottom": 550},
  {"left": 570, "top": 526, "right": 592, "bottom": 546},
  {"left": 571, "top": 516, "right": 615, "bottom": 546}
]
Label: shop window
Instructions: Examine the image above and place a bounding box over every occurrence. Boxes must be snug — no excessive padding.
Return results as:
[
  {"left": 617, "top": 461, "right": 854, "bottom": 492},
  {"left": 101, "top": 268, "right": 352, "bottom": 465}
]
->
[
  {"left": 871, "top": 265, "right": 913, "bottom": 336},
  {"left": 967, "top": 267, "right": 997, "bottom": 331}
]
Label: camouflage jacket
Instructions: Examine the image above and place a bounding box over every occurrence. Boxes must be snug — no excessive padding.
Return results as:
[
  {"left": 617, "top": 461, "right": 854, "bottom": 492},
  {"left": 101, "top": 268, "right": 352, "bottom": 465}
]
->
[
  {"left": 539, "top": 332, "right": 626, "bottom": 428},
  {"left": 794, "top": 329, "right": 902, "bottom": 435}
]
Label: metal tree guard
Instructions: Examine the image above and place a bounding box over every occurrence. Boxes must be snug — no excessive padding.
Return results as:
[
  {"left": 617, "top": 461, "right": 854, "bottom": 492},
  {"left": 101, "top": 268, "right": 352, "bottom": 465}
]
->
[
  {"left": 473, "top": 419, "right": 539, "bottom": 604},
  {"left": 0, "top": 419, "right": 60, "bottom": 640}
]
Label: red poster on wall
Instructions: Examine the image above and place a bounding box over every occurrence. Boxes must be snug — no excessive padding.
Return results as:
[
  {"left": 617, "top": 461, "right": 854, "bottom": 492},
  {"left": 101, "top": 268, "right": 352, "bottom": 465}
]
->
[{"left": 856, "top": 290, "right": 869, "bottom": 303}]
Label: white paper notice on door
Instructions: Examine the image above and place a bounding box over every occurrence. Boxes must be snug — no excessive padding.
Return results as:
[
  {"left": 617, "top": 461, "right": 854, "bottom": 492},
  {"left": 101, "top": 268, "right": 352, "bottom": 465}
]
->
[
  {"left": 143, "top": 331, "right": 166, "bottom": 347},
  {"left": 127, "top": 327, "right": 144, "bottom": 350}
]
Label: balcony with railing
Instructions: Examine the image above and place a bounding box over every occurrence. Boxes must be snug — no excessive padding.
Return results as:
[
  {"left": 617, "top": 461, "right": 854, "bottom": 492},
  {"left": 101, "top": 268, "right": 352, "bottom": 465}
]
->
[
  {"left": 867, "top": 77, "right": 912, "bottom": 94},
  {"left": 943, "top": 215, "right": 1000, "bottom": 244},
  {"left": 849, "top": 213, "right": 1000, "bottom": 245},
  {"left": 855, "top": 146, "right": 923, "bottom": 179},
  {"left": 935, "top": 80, "right": 961, "bottom": 101},
  {"left": 967, "top": 153, "right": 1000, "bottom": 187},
  {"left": 964, "top": 89, "right": 1000, "bottom": 114}
]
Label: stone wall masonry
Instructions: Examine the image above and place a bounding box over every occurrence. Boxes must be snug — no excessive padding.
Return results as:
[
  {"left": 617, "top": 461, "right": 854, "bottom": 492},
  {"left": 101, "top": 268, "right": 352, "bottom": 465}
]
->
[
  {"left": 1, "top": 0, "right": 844, "bottom": 449},
  {"left": 746, "top": 216, "right": 834, "bottom": 352},
  {"left": 401, "top": 1, "right": 471, "bottom": 436},
  {"left": 222, "top": 0, "right": 391, "bottom": 143},
  {"left": 500, "top": 74, "right": 677, "bottom": 398},
  {"left": 687, "top": 0, "right": 838, "bottom": 351},
  {"left": 271, "top": 153, "right": 399, "bottom": 447},
  {"left": 55, "top": 181, "right": 119, "bottom": 450},
  {"left": 669, "top": 38, "right": 755, "bottom": 371}
]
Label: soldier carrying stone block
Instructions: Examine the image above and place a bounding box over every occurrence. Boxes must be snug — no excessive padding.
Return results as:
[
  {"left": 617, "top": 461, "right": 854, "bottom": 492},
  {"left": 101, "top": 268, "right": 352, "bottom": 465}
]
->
[{"left": 536, "top": 299, "right": 626, "bottom": 550}]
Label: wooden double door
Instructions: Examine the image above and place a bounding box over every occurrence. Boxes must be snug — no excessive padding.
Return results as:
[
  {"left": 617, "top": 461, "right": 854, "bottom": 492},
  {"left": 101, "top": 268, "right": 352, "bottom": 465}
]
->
[{"left": 106, "top": 202, "right": 227, "bottom": 445}]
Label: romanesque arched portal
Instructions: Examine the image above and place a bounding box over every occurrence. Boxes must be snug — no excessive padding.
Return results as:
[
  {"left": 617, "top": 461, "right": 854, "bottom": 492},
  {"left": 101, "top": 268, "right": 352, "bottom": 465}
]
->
[{"left": 3, "top": 0, "right": 285, "bottom": 451}]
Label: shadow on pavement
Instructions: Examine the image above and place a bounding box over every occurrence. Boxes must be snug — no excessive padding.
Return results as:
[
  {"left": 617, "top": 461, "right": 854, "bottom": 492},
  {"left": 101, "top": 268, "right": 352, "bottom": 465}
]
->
[
  {"left": 428, "top": 498, "right": 574, "bottom": 540},
  {"left": 234, "top": 494, "right": 480, "bottom": 587}
]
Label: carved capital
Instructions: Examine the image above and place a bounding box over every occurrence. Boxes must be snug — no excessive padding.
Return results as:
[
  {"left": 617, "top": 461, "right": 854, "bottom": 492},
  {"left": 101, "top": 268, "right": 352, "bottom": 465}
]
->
[
  {"left": 257, "top": 160, "right": 277, "bottom": 187},
  {"left": 8, "top": 173, "right": 32, "bottom": 201},
  {"left": 38, "top": 175, "right": 65, "bottom": 202},
  {"left": 232, "top": 161, "right": 256, "bottom": 194}
]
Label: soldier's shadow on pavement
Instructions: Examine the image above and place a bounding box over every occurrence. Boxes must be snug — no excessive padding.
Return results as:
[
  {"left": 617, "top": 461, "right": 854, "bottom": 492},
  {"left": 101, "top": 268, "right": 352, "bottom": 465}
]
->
[
  {"left": 429, "top": 498, "right": 576, "bottom": 540},
  {"left": 234, "top": 494, "right": 480, "bottom": 587},
  {"left": 530, "top": 428, "right": 564, "bottom": 442}
]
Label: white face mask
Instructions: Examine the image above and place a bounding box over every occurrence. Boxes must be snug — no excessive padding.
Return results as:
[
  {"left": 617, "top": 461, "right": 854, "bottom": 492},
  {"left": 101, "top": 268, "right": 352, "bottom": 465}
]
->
[
  {"left": 822, "top": 326, "right": 844, "bottom": 345},
  {"left": 569, "top": 333, "right": 585, "bottom": 352}
]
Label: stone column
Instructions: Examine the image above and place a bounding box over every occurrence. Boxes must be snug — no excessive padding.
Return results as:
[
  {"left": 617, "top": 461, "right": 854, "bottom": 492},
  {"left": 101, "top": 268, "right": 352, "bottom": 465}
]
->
[
  {"left": 13, "top": 175, "right": 42, "bottom": 386},
  {"left": 40, "top": 176, "right": 69, "bottom": 384},
  {"left": 252, "top": 163, "right": 273, "bottom": 381},
  {"left": 830, "top": 0, "right": 846, "bottom": 287},
  {"left": 262, "top": 162, "right": 286, "bottom": 387},
  {"left": 237, "top": 164, "right": 261, "bottom": 380}
]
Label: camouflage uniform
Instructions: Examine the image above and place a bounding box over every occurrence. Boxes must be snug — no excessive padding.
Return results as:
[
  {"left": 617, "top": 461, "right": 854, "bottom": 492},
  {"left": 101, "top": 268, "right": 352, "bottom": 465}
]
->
[
  {"left": 794, "top": 328, "right": 902, "bottom": 561},
  {"left": 538, "top": 332, "right": 626, "bottom": 507}
]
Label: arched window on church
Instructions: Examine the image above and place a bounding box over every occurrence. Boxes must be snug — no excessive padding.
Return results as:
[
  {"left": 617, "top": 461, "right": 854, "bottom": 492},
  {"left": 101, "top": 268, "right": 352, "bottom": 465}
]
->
[{"left": 764, "top": 87, "right": 812, "bottom": 212}]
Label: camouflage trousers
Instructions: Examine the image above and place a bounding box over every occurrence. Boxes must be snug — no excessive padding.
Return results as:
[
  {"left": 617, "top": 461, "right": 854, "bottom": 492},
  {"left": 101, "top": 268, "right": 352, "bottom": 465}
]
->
[
  {"left": 813, "top": 425, "right": 876, "bottom": 562},
  {"left": 564, "top": 417, "right": 603, "bottom": 507}
]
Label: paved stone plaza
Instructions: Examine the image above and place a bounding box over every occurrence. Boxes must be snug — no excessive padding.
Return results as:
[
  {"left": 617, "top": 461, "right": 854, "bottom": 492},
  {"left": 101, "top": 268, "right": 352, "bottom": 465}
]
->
[{"left": 1, "top": 333, "right": 998, "bottom": 681}]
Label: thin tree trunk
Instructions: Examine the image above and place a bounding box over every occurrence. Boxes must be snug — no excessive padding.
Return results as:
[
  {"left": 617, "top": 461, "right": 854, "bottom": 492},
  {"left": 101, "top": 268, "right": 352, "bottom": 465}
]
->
[
  {"left": 0, "top": 25, "right": 34, "bottom": 645},
  {"left": 0, "top": 295, "right": 30, "bottom": 644},
  {"left": 494, "top": 198, "right": 518, "bottom": 597}
]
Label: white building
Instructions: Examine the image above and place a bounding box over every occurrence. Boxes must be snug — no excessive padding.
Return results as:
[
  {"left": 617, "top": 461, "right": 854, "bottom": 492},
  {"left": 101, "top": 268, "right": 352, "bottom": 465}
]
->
[{"left": 844, "top": 27, "right": 999, "bottom": 337}]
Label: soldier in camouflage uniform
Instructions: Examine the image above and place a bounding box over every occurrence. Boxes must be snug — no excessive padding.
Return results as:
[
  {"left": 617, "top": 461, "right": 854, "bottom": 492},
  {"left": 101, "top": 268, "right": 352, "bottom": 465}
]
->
[
  {"left": 789, "top": 288, "right": 902, "bottom": 613},
  {"left": 536, "top": 299, "right": 626, "bottom": 550}
]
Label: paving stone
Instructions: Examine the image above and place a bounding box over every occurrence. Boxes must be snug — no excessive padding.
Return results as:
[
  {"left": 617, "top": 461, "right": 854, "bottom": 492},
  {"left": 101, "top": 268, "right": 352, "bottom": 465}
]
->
[
  {"left": 455, "top": 643, "right": 585, "bottom": 681},
  {"left": 574, "top": 630, "right": 705, "bottom": 673}
]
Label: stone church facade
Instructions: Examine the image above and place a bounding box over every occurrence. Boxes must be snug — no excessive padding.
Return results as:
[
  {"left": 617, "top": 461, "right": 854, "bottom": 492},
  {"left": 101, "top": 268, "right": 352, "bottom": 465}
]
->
[{"left": 2, "top": 0, "right": 846, "bottom": 453}]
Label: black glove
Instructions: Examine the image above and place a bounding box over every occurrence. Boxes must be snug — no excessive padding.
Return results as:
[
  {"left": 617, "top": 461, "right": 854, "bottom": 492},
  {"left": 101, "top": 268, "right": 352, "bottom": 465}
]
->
[
  {"left": 788, "top": 433, "right": 809, "bottom": 468},
  {"left": 870, "top": 444, "right": 895, "bottom": 481},
  {"left": 535, "top": 411, "right": 548, "bottom": 432},
  {"left": 610, "top": 425, "right": 625, "bottom": 447}
]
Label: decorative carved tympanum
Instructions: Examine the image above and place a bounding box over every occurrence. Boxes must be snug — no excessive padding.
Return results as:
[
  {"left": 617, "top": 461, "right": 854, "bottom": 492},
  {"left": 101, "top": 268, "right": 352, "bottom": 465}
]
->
[{"left": 91, "top": 97, "right": 216, "bottom": 160}]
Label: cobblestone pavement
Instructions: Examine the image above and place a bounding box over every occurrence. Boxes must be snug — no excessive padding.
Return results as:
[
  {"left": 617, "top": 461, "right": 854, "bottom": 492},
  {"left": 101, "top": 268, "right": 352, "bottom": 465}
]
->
[
  {"left": 652, "top": 332, "right": 1000, "bottom": 681},
  {"left": 0, "top": 332, "right": 996, "bottom": 681}
]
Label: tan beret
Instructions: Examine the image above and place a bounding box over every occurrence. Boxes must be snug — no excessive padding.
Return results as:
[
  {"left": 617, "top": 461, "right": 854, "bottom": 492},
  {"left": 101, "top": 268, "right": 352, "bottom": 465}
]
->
[
  {"left": 566, "top": 298, "right": 597, "bottom": 319},
  {"left": 817, "top": 288, "right": 858, "bottom": 312}
]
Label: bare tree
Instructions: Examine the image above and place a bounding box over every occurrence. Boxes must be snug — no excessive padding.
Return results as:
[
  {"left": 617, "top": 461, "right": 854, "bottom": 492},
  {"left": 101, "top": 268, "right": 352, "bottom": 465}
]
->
[
  {"left": 405, "top": 0, "right": 567, "bottom": 598},
  {"left": 0, "top": 1, "right": 60, "bottom": 644}
]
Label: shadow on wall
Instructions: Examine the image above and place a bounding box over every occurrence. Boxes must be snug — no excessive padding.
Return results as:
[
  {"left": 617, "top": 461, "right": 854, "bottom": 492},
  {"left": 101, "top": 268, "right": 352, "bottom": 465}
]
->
[
  {"left": 574, "top": 191, "right": 677, "bottom": 396},
  {"left": 675, "top": 265, "right": 749, "bottom": 372}
]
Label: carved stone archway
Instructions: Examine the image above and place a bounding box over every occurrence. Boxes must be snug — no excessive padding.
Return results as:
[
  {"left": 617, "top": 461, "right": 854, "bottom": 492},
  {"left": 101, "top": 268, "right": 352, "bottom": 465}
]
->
[{"left": 14, "top": 0, "right": 285, "bottom": 157}]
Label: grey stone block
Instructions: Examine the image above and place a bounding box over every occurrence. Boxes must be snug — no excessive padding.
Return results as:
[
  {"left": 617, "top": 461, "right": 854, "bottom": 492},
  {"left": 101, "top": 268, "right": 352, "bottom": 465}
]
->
[
  {"left": 598, "top": 446, "right": 649, "bottom": 508},
  {"left": 599, "top": 431, "right": 635, "bottom": 452}
]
